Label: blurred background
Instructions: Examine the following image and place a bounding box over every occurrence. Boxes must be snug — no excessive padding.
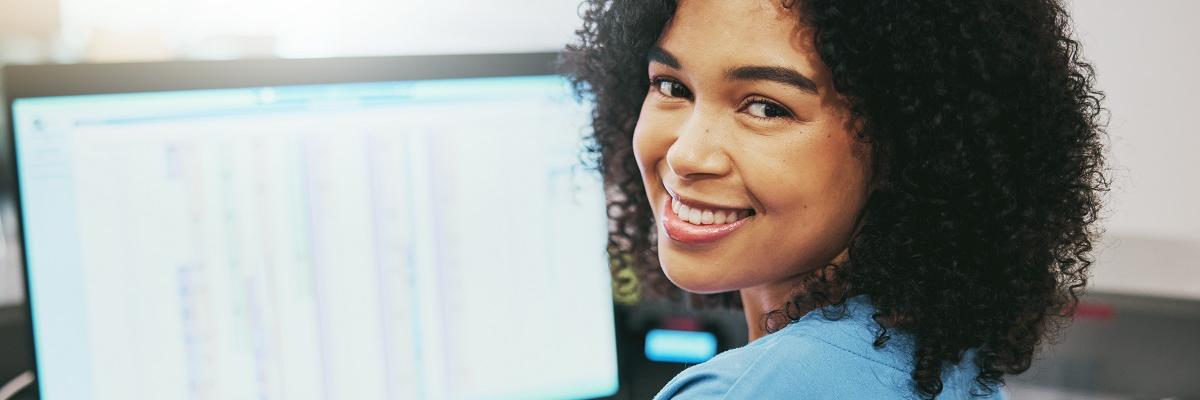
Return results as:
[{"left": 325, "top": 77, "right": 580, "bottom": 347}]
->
[{"left": 0, "top": 0, "right": 1197, "bottom": 399}]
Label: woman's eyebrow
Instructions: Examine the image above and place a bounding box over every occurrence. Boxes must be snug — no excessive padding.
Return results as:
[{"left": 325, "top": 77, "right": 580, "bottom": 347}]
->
[
  {"left": 727, "top": 65, "right": 818, "bottom": 95},
  {"left": 647, "top": 46, "right": 681, "bottom": 69},
  {"left": 647, "top": 46, "right": 817, "bottom": 95}
]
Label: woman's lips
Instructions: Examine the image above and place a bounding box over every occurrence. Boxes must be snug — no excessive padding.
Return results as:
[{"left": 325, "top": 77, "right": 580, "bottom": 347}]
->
[{"left": 661, "top": 196, "right": 753, "bottom": 245}]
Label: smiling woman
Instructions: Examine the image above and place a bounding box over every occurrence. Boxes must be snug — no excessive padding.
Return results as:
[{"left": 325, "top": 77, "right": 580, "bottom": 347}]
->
[
  {"left": 562, "top": 0, "right": 1108, "bottom": 398},
  {"left": 635, "top": 3, "right": 873, "bottom": 326}
]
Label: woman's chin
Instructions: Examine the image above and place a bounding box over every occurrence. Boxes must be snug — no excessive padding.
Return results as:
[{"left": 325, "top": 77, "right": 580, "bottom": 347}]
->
[{"left": 659, "top": 257, "right": 742, "bottom": 295}]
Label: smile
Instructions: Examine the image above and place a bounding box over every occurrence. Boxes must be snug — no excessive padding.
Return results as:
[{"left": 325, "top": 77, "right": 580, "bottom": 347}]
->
[
  {"left": 661, "top": 195, "right": 755, "bottom": 245},
  {"left": 671, "top": 197, "right": 752, "bottom": 225}
]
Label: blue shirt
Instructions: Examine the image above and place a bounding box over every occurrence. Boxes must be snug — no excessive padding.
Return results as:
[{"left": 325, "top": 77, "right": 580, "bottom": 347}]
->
[{"left": 653, "top": 295, "right": 1007, "bottom": 399}]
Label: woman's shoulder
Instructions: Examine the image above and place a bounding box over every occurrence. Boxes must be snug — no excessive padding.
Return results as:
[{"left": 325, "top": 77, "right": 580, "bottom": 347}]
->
[{"left": 652, "top": 296, "right": 1007, "bottom": 400}]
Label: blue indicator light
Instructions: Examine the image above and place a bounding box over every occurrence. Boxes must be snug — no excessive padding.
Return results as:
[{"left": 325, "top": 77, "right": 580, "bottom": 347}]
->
[{"left": 644, "top": 329, "right": 718, "bottom": 364}]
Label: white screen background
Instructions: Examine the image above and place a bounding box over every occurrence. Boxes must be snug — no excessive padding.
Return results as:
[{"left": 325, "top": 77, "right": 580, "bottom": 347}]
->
[{"left": 14, "top": 76, "right": 617, "bottom": 400}]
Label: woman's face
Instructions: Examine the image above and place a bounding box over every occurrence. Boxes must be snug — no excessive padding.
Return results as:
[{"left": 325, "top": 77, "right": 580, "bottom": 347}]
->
[{"left": 634, "top": 0, "right": 872, "bottom": 294}]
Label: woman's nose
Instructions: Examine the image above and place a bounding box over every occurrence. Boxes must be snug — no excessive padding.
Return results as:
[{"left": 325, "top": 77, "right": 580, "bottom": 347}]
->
[{"left": 665, "top": 109, "right": 732, "bottom": 180}]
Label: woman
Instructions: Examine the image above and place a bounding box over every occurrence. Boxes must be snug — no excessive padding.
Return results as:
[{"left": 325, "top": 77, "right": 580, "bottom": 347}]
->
[{"left": 562, "top": 0, "right": 1107, "bottom": 398}]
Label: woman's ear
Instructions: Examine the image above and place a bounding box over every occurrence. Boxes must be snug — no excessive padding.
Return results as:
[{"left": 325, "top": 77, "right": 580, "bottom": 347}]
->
[
  {"left": 845, "top": 115, "right": 879, "bottom": 191},
  {"left": 847, "top": 116, "right": 890, "bottom": 195}
]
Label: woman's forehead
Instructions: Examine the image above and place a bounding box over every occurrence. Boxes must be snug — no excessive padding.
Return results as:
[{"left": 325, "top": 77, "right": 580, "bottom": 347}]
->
[{"left": 658, "top": 0, "right": 825, "bottom": 82}]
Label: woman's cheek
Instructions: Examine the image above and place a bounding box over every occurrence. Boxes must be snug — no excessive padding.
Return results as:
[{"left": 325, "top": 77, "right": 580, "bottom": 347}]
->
[{"left": 633, "top": 105, "right": 678, "bottom": 176}]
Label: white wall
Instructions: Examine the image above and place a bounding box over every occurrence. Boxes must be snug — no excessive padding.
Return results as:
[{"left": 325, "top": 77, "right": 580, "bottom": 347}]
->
[
  {"left": 1068, "top": 0, "right": 1200, "bottom": 299},
  {"left": 55, "top": 0, "right": 584, "bottom": 61}
]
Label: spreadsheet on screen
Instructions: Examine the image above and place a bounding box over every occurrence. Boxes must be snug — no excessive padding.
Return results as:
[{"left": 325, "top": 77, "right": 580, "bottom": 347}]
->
[{"left": 12, "top": 75, "right": 618, "bottom": 400}]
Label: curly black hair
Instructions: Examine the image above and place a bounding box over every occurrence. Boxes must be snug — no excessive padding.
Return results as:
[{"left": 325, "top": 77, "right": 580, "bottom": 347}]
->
[{"left": 560, "top": 0, "right": 1108, "bottom": 398}]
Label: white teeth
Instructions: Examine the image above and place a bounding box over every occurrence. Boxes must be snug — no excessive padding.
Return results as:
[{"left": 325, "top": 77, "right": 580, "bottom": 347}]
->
[{"left": 670, "top": 196, "right": 752, "bottom": 226}]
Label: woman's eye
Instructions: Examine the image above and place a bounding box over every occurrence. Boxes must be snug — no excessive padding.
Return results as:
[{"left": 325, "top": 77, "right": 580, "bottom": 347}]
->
[
  {"left": 651, "top": 78, "right": 692, "bottom": 99},
  {"left": 744, "top": 100, "right": 793, "bottom": 119}
]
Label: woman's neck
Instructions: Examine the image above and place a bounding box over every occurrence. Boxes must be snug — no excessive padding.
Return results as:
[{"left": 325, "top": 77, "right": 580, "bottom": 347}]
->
[
  {"left": 739, "top": 247, "right": 851, "bottom": 342},
  {"left": 739, "top": 279, "right": 806, "bottom": 341}
]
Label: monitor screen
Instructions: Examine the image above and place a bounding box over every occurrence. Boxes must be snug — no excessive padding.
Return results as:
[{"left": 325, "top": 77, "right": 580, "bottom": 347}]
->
[{"left": 11, "top": 74, "right": 617, "bottom": 399}]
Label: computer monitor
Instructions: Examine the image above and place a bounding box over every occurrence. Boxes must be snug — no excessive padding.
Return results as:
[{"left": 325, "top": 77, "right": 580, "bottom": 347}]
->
[{"left": 4, "top": 53, "right": 618, "bottom": 400}]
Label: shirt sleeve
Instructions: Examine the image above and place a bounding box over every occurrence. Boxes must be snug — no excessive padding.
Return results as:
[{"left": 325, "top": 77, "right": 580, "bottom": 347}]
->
[
  {"left": 652, "top": 336, "right": 811, "bottom": 400},
  {"left": 653, "top": 324, "right": 1005, "bottom": 400},
  {"left": 652, "top": 334, "right": 922, "bottom": 400},
  {"left": 653, "top": 369, "right": 740, "bottom": 400}
]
